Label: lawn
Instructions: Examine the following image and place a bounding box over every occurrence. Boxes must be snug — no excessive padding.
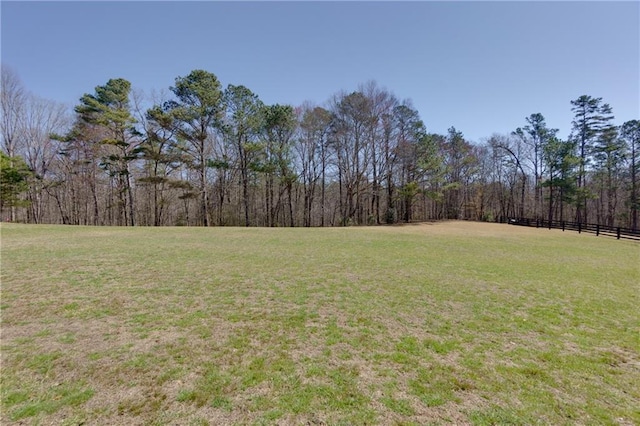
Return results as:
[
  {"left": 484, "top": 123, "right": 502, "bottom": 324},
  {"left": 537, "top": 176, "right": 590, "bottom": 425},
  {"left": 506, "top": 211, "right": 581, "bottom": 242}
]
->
[{"left": 1, "top": 221, "right": 638, "bottom": 425}]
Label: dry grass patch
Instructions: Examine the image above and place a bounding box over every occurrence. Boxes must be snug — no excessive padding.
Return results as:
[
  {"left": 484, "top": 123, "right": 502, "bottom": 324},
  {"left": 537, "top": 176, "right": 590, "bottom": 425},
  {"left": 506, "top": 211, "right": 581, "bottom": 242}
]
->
[{"left": 1, "top": 221, "right": 638, "bottom": 425}]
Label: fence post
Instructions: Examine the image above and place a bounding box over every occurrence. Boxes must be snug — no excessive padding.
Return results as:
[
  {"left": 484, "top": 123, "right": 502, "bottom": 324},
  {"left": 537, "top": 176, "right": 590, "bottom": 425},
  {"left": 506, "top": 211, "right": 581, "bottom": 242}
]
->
[
  {"left": 536, "top": 219, "right": 539, "bottom": 228},
  {"left": 617, "top": 227, "right": 621, "bottom": 239},
  {"left": 548, "top": 220, "right": 551, "bottom": 230},
  {"left": 596, "top": 224, "right": 599, "bottom": 236},
  {"left": 578, "top": 222, "right": 581, "bottom": 233},
  {"left": 562, "top": 221, "right": 565, "bottom": 231}
]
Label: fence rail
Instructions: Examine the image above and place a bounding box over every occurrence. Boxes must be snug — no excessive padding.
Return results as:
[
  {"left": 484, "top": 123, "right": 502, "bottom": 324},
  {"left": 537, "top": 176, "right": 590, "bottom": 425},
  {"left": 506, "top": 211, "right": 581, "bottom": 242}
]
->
[{"left": 501, "top": 217, "right": 640, "bottom": 241}]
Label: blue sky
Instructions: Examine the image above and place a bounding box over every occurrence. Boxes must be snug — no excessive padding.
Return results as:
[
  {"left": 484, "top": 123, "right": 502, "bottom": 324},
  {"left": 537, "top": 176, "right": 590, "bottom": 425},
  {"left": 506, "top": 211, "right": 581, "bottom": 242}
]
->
[{"left": 2, "top": 1, "right": 638, "bottom": 142}]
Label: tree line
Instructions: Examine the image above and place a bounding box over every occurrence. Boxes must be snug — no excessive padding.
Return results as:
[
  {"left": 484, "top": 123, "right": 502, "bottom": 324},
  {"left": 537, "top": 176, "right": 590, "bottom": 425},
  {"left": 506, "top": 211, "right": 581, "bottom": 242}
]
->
[{"left": 1, "top": 65, "right": 639, "bottom": 229}]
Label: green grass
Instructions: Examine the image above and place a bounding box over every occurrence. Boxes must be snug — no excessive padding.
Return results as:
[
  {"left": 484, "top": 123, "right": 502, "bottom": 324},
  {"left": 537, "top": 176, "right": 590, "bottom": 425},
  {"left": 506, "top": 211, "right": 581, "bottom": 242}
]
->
[{"left": 1, "top": 221, "right": 638, "bottom": 425}]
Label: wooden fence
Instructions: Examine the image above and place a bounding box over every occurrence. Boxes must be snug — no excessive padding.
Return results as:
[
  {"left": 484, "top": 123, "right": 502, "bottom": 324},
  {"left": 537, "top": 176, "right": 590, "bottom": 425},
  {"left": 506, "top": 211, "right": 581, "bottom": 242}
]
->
[{"left": 500, "top": 217, "right": 640, "bottom": 241}]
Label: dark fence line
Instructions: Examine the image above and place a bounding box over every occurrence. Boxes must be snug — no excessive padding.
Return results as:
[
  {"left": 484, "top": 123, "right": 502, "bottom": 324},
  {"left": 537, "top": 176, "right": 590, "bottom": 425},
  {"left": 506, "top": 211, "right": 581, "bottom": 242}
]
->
[{"left": 499, "top": 217, "right": 640, "bottom": 241}]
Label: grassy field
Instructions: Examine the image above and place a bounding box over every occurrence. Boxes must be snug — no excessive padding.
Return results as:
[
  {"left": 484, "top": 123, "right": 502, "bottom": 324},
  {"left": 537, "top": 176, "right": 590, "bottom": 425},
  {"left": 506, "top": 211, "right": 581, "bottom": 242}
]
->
[{"left": 1, "top": 221, "right": 638, "bottom": 425}]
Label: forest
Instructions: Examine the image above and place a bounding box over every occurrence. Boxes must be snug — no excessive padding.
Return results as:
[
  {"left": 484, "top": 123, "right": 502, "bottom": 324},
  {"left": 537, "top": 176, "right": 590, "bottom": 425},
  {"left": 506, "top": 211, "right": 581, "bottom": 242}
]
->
[{"left": 1, "top": 65, "right": 639, "bottom": 229}]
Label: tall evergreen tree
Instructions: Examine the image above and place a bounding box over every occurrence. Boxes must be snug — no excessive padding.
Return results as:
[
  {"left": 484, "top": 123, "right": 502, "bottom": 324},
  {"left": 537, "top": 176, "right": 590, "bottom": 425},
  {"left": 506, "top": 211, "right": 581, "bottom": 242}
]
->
[
  {"left": 514, "top": 113, "right": 558, "bottom": 219},
  {"left": 75, "top": 78, "right": 139, "bottom": 226},
  {"left": 620, "top": 120, "right": 640, "bottom": 230},
  {"left": 166, "top": 70, "right": 224, "bottom": 226},
  {"left": 141, "top": 104, "right": 182, "bottom": 226},
  {"left": 0, "top": 152, "right": 32, "bottom": 219},
  {"left": 441, "top": 127, "right": 476, "bottom": 219},
  {"left": 570, "top": 95, "right": 614, "bottom": 223},
  {"left": 222, "top": 84, "right": 264, "bottom": 227},
  {"left": 262, "top": 104, "right": 297, "bottom": 226},
  {"left": 542, "top": 137, "right": 577, "bottom": 223},
  {"left": 391, "top": 104, "right": 427, "bottom": 222},
  {"left": 592, "top": 124, "right": 625, "bottom": 226}
]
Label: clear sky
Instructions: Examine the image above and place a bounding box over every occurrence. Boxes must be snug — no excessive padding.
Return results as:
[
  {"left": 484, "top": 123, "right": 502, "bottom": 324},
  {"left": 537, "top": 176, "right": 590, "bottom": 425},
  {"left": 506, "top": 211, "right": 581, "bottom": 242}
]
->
[{"left": 1, "top": 1, "right": 638, "bottom": 143}]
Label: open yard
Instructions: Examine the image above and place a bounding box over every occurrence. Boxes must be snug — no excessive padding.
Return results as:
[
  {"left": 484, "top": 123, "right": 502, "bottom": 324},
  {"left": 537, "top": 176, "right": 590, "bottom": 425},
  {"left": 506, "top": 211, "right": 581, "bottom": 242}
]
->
[{"left": 1, "top": 221, "right": 638, "bottom": 425}]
